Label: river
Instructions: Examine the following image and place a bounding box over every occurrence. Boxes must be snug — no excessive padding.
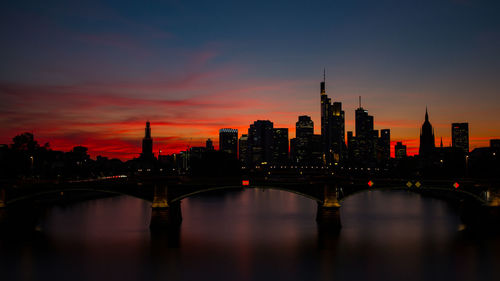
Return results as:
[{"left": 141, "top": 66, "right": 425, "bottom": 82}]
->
[{"left": 1, "top": 188, "right": 500, "bottom": 281}]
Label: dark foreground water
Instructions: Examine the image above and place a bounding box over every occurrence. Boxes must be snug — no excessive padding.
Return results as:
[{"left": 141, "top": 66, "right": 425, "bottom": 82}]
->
[{"left": 1, "top": 188, "right": 500, "bottom": 281}]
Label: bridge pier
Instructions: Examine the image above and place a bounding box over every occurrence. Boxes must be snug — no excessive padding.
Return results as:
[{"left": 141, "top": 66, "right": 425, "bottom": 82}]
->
[
  {"left": 474, "top": 190, "right": 500, "bottom": 230},
  {"left": 316, "top": 184, "right": 341, "bottom": 231},
  {"left": 150, "top": 185, "right": 182, "bottom": 230},
  {"left": 460, "top": 205, "right": 500, "bottom": 231},
  {"left": 485, "top": 206, "right": 500, "bottom": 224}
]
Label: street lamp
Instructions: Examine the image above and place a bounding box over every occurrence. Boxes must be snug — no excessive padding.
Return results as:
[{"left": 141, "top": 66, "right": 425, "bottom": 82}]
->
[
  {"left": 465, "top": 155, "right": 469, "bottom": 177},
  {"left": 29, "top": 156, "right": 34, "bottom": 181}
]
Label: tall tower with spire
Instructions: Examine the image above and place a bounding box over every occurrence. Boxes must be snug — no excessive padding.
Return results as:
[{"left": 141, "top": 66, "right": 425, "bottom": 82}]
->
[
  {"left": 419, "top": 108, "right": 435, "bottom": 157},
  {"left": 320, "top": 70, "right": 346, "bottom": 165},
  {"left": 320, "top": 69, "right": 326, "bottom": 95},
  {"left": 141, "top": 121, "right": 154, "bottom": 159},
  {"left": 320, "top": 69, "right": 330, "bottom": 164}
]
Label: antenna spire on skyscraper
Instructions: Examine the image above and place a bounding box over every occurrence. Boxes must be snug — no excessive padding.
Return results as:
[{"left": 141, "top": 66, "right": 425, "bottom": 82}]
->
[
  {"left": 320, "top": 69, "right": 326, "bottom": 95},
  {"left": 359, "top": 96, "right": 362, "bottom": 108}
]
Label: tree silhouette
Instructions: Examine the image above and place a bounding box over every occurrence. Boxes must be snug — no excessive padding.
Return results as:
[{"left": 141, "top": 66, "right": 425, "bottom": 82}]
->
[{"left": 11, "top": 132, "right": 39, "bottom": 152}]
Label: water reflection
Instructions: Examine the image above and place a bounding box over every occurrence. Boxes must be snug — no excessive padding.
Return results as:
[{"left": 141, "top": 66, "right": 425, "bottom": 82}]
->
[{"left": 1, "top": 189, "right": 500, "bottom": 281}]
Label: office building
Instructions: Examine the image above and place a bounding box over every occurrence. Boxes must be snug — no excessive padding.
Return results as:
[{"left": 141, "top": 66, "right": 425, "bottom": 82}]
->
[
  {"left": 239, "top": 134, "right": 249, "bottom": 166},
  {"left": 378, "top": 129, "right": 391, "bottom": 160},
  {"left": 395, "top": 142, "right": 407, "bottom": 160},
  {"left": 248, "top": 120, "right": 274, "bottom": 165},
  {"left": 491, "top": 139, "right": 500, "bottom": 148},
  {"left": 293, "top": 116, "right": 314, "bottom": 164},
  {"left": 347, "top": 98, "right": 389, "bottom": 165},
  {"left": 451, "top": 123, "right": 469, "bottom": 153},
  {"left": 219, "top": 128, "right": 238, "bottom": 157},
  {"left": 320, "top": 71, "right": 346, "bottom": 165},
  {"left": 272, "top": 128, "right": 289, "bottom": 164},
  {"left": 206, "top": 138, "right": 214, "bottom": 150}
]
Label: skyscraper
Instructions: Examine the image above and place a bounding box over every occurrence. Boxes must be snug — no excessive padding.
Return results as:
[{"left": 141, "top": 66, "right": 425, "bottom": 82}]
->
[
  {"left": 272, "top": 128, "right": 289, "bottom": 164},
  {"left": 419, "top": 108, "right": 435, "bottom": 157},
  {"left": 293, "top": 116, "right": 314, "bottom": 164},
  {"left": 491, "top": 139, "right": 500, "bottom": 148},
  {"left": 141, "top": 121, "right": 154, "bottom": 159},
  {"left": 206, "top": 138, "right": 214, "bottom": 150},
  {"left": 395, "top": 142, "right": 407, "bottom": 160},
  {"left": 347, "top": 99, "right": 389, "bottom": 165},
  {"left": 296, "top": 115, "right": 314, "bottom": 139},
  {"left": 239, "top": 134, "right": 249, "bottom": 166},
  {"left": 248, "top": 120, "right": 274, "bottom": 165},
  {"left": 311, "top": 135, "right": 323, "bottom": 163},
  {"left": 355, "top": 102, "right": 374, "bottom": 138},
  {"left": 331, "top": 101, "right": 346, "bottom": 163},
  {"left": 320, "top": 73, "right": 331, "bottom": 164},
  {"left": 378, "top": 129, "right": 391, "bottom": 160},
  {"left": 320, "top": 70, "right": 346, "bottom": 165},
  {"left": 354, "top": 101, "right": 374, "bottom": 162},
  {"left": 451, "top": 123, "right": 469, "bottom": 153},
  {"left": 219, "top": 128, "right": 238, "bottom": 157}
]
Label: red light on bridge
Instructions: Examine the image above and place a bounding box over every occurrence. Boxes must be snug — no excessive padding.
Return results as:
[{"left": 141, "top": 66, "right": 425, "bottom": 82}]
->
[
  {"left": 368, "top": 180, "right": 374, "bottom": 187},
  {"left": 453, "top": 182, "right": 460, "bottom": 189},
  {"left": 242, "top": 180, "right": 250, "bottom": 186}
]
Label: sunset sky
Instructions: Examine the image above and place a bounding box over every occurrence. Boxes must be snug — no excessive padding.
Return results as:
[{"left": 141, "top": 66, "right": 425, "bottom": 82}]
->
[{"left": 1, "top": 0, "right": 500, "bottom": 159}]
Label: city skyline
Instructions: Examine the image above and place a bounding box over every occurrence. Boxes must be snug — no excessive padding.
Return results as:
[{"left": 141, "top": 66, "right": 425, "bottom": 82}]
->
[
  {"left": 0, "top": 88, "right": 495, "bottom": 160},
  {"left": 1, "top": 73, "right": 494, "bottom": 160},
  {"left": 1, "top": 0, "right": 500, "bottom": 159},
  {"left": 2, "top": 2, "right": 500, "bottom": 281}
]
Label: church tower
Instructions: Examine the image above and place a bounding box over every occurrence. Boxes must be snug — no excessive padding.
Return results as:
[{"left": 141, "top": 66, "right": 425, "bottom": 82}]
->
[
  {"left": 141, "top": 121, "right": 154, "bottom": 159},
  {"left": 419, "top": 108, "right": 435, "bottom": 157}
]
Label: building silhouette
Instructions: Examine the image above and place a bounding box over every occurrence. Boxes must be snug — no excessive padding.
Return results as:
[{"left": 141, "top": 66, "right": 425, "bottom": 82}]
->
[
  {"left": 355, "top": 99, "right": 374, "bottom": 139},
  {"left": 219, "top": 128, "right": 238, "bottom": 158},
  {"left": 395, "top": 141, "right": 407, "bottom": 159},
  {"left": 248, "top": 120, "right": 274, "bottom": 165},
  {"left": 492, "top": 139, "right": 500, "bottom": 148},
  {"left": 141, "top": 121, "right": 154, "bottom": 160},
  {"left": 290, "top": 115, "right": 323, "bottom": 165},
  {"left": 311, "top": 135, "right": 323, "bottom": 163},
  {"left": 452, "top": 123, "right": 469, "bottom": 153},
  {"left": 272, "top": 128, "right": 289, "bottom": 164},
  {"left": 297, "top": 115, "right": 314, "bottom": 139},
  {"left": 239, "top": 134, "right": 249, "bottom": 167},
  {"left": 291, "top": 116, "right": 313, "bottom": 164},
  {"left": 419, "top": 108, "right": 435, "bottom": 158},
  {"left": 320, "top": 71, "right": 346, "bottom": 165},
  {"left": 353, "top": 101, "right": 374, "bottom": 162},
  {"left": 189, "top": 146, "right": 206, "bottom": 159},
  {"left": 347, "top": 98, "right": 390, "bottom": 166},
  {"left": 378, "top": 129, "right": 391, "bottom": 160},
  {"left": 206, "top": 138, "right": 214, "bottom": 150}
]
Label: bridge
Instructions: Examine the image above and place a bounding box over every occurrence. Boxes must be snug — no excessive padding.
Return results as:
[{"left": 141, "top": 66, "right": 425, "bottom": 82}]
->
[{"left": 1, "top": 176, "right": 499, "bottom": 231}]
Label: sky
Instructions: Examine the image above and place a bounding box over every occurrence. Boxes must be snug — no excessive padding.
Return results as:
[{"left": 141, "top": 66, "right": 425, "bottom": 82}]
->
[{"left": 1, "top": 0, "right": 500, "bottom": 159}]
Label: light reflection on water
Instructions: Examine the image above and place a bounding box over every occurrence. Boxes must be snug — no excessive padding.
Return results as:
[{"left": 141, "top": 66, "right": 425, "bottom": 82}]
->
[{"left": 1, "top": 188, "right": 500, "bottom": 281}]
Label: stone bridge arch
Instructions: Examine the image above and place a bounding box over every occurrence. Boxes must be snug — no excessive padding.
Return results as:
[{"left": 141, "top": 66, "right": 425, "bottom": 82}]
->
[
  {"left": 150, "top": 183, "right": 341, "bottom": 230},
  {"left": 168, "top": 185, "right": 324, "bottom": 204},
  {"left": 4, "top": 188, "right": 152, "bottom": 207}
]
